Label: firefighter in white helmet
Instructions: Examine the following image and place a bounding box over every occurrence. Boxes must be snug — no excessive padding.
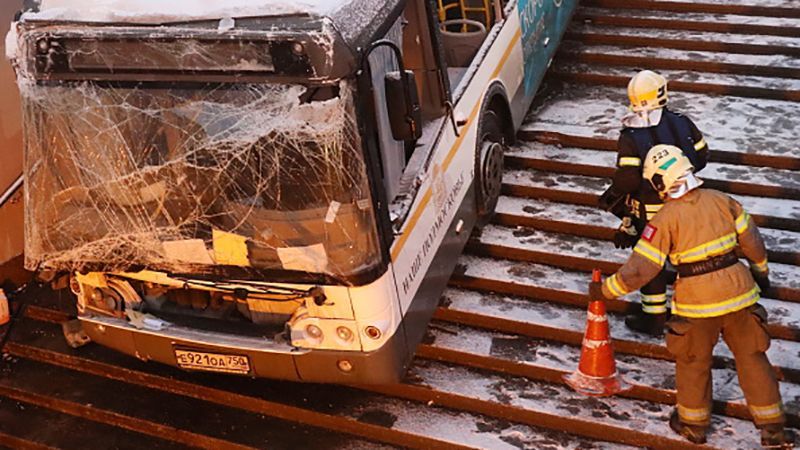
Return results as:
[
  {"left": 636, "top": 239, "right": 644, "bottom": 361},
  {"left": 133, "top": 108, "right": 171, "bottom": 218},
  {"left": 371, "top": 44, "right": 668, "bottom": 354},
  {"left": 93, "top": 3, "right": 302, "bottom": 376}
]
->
[
  {"left": 598, "top": 70, "right": 709, "bottom": 336},
  {"left": 590, "top": 145, "right": 791, "bottom": 448}
]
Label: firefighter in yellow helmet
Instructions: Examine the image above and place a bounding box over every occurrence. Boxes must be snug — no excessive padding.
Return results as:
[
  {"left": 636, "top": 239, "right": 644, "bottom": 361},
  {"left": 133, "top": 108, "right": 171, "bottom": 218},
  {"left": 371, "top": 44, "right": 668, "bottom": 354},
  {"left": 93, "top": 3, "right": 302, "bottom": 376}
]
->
[
  {"left": 590, "top": 145, "right": 791, "bottom": 448},
  {"left": 599, "top": 70, "right": 710, "bottom": 336}
]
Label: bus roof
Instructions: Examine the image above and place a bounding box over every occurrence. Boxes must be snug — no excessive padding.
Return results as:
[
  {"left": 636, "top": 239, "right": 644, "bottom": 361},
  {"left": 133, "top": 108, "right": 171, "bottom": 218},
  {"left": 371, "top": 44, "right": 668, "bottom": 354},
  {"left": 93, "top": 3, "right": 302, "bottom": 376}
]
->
[{"left": 21, "top": 0, "right": 404, "bottom": 52}]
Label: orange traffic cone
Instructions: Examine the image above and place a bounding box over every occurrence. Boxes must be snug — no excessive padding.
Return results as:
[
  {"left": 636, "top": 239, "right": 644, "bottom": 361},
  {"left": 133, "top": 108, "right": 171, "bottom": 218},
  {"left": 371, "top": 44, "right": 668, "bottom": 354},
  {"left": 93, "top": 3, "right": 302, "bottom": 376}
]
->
[{"left": 563, "top": 269, "right": 630, "bottom": 397}]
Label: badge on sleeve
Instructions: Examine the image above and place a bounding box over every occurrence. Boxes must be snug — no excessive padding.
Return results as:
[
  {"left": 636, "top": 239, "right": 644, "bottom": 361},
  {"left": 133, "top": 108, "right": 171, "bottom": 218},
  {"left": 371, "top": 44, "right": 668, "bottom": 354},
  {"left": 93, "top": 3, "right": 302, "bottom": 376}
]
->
[{"left": 642, "top": 224, "right": 658, "bottom": 242}]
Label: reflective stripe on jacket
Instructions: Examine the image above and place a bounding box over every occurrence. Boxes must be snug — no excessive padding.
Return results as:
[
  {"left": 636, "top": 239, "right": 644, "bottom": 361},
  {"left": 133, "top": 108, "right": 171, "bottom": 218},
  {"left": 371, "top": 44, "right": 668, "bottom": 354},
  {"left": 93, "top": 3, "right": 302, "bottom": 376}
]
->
[{"left": 601, "top": 189, "right": 768, "bottom": 318}]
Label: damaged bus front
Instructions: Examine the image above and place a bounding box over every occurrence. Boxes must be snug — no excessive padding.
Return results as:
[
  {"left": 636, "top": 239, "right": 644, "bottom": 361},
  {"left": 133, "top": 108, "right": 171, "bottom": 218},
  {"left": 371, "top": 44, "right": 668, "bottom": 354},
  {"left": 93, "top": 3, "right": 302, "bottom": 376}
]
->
[{"left": 9, "top": 1, "right": 412, "bottom": 383}]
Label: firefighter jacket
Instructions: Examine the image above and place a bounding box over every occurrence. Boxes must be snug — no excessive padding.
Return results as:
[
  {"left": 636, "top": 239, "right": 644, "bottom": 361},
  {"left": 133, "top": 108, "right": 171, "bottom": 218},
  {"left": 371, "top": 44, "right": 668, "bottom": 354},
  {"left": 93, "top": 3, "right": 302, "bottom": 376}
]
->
[
  {"left": 612, "top": 108, "right": 709, "bottom": 221},
  {"left": 601, "top": 189, "right": 769, "bottom": 318}
]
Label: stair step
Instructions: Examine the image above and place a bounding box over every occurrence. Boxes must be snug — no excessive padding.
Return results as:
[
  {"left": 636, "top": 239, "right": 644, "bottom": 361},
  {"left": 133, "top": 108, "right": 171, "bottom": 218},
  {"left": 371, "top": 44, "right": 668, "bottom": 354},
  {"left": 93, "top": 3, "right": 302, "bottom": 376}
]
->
[
  {"left": 522, "top": 83, "right": 800, "bottom": 166},
  {"left": 506, "top": 140, "right": 800, "bottom": 206},
  {"left": 581, "top": 0, "right": 800, "bottom": 19},
  {"left": 442, "top": 271, "right": 800, "bottom": 380},
  {"left": 503, "top": 147, "right": 800, "bottom": 226},
  {"left": 425, "top": 320, "right": 800, "bottom": 427},
  {"left": 566, "top": 23, "right": 800, "bottom": 55},
  {"left": 560, "top": 40, "right": 800, "bottom": 78},
  {"left": 576, "top": 7, "right": 800, "bottom": 38},
  {"left": 408, "top": 359, "right": 759, "bottom": 450},
  {"left": 6, "top": 318, "right": 632, "bottom": 450},
  {"left": 553, "top": 61, "right": 800, "bottom": 105},
  {"left": 472, "top": 223, "right": 800, "bottom": 306}
]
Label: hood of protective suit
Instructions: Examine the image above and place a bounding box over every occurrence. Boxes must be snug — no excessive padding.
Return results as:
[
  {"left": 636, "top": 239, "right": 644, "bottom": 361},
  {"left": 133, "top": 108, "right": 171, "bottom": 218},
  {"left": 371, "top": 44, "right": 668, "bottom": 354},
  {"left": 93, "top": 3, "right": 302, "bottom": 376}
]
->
[
  {"left": 668, "top": 172, "right": 703, "bottom": 200},
  {"left": 621, "top": 108, "right": 663, "bottom": 128}
]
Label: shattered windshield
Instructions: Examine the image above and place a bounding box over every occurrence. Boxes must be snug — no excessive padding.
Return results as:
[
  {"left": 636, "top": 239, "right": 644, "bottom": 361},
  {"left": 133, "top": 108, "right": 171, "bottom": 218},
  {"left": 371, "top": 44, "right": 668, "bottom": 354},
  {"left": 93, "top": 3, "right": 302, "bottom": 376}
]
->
[{"left": 21, "top": 80, "right": 381, "bottom": 282}]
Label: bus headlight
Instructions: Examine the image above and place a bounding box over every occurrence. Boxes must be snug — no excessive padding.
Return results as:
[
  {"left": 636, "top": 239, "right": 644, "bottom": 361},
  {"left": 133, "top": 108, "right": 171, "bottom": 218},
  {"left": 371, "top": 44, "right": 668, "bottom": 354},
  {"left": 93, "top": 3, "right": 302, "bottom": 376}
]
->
[
  {"left": 305, "top": 324, "right": 323, "bottom": 342},
  {"left": 336, "top": 326, "right": 353, "bottom": 342}
]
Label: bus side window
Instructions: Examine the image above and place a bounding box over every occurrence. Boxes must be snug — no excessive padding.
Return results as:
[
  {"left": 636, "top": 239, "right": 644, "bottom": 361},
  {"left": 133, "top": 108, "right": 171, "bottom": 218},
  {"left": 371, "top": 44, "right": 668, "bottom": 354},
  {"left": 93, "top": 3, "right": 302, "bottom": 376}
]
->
[{"left": 438, "top": 0, "right": 497, "bottom": 68}]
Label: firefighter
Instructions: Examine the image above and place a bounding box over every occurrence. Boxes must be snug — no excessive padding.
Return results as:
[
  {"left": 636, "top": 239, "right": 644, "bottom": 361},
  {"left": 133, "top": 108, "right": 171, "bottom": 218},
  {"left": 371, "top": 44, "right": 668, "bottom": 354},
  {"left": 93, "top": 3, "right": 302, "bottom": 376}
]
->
[
  {"left": 603, "top": 69, "right": 709, "bottom": 335},
  {"left": 590, "top": 145, "right": 791, "bottom": 448}
]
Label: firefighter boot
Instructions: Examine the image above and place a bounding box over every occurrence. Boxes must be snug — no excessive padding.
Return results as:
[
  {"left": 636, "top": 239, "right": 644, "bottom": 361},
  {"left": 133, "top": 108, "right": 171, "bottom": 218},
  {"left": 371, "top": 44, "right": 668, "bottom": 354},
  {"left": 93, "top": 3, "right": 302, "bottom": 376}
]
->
[
  {"left": 624, "top": 310, "right": 667, "bottom": 336},
  {"left": 760, "top": 423, "right": 794, "bottom": 449},
  {"left": 669, "top": 409, "right": 707, "bottom": 444}
]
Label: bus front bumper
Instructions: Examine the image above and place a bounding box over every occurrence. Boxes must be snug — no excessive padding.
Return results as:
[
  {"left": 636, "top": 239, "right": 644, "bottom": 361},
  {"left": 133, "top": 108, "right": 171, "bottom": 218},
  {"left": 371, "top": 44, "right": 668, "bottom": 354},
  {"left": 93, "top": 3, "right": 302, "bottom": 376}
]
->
[{"left": 79, "top": 315, "right": 409, "bottom": 384}]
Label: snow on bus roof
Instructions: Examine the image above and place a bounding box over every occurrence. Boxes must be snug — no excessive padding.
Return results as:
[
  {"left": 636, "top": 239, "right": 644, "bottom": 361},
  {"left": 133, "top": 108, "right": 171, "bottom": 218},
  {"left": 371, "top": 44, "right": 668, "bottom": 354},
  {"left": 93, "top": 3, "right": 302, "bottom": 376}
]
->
[{"left": 24, "top": 0, "right": 354, "bottom": 23}]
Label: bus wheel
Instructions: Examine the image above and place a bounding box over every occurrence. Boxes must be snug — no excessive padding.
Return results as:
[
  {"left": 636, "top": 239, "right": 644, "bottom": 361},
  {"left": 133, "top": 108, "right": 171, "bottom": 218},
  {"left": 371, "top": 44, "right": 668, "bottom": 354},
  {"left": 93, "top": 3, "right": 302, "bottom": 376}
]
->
[{"left": 475, "top": 110, "right": 505, "bottom": 227}]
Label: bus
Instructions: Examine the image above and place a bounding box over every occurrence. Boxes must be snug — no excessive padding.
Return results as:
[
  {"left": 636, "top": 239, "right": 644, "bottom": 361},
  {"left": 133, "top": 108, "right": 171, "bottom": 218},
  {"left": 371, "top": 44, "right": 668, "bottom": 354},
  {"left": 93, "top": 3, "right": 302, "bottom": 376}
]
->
[{"left": 7, "top": 0, "right": 577, "bottom": 383}]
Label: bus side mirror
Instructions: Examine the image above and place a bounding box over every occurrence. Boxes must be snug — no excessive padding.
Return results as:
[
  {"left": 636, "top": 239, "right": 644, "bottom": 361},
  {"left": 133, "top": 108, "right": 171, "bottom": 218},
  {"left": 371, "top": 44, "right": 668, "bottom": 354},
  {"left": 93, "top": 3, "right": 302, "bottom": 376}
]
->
[{"left": 385, "top": 70, "right": 422, "bottom": 142}]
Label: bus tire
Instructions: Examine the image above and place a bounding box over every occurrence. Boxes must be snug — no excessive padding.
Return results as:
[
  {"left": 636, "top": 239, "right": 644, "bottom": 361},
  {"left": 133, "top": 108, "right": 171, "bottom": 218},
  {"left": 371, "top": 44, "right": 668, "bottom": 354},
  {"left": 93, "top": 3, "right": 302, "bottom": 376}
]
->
[{"left": 475, "top": 109, "right": 505, "bottom": 227}]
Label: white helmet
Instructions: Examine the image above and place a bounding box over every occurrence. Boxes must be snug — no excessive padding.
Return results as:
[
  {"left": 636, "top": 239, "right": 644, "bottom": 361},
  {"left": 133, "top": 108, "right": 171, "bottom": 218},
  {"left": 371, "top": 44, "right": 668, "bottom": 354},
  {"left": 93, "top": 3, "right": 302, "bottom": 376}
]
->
[
  {"left": 628, "top": 70, "right": 668, "bottom": 112},
  {"left": 643, "top": 144, "right": 697, "bottom": 199}
]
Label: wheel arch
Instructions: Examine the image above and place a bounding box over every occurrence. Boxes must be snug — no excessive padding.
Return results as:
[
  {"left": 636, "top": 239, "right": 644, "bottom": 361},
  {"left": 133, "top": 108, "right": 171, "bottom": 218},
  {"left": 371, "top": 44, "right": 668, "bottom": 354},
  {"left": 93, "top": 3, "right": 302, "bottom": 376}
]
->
[{"left": 480, "top": 80, "right": 516, "bottom": 146}]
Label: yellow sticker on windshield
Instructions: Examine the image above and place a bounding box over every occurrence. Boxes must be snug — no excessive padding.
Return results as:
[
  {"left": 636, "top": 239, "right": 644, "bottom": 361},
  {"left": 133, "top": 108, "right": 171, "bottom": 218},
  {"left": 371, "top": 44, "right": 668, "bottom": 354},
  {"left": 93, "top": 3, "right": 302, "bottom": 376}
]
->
[{"left": 212, "top": 230, "right": 250, "bottom": 266}]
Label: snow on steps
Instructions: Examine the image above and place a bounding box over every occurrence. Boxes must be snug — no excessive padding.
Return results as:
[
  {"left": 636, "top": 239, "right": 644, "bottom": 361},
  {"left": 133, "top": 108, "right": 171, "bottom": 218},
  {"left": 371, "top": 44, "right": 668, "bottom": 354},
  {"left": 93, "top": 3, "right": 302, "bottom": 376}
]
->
[
  {"left": 406, "top": 359, "right": 759, "bottom": 450},
  {"left": 471, "top": 223, "right": 800, "bottom": 303},
  {"left": 566, "top": 23, "right": 800, "bottom": 52},
  {"left": 583, "top": 0, "right": 800, "bottom": 15},
  {"left": 557, "top": 40, "right": 800, "bottom": 73},
  {"left": 521, "top": 83, "right": 800, "bottom": 161},
  {"left": 493, "top": 194, "right": 800, "bottom": 268},
  {"left": 463, "top": 226, "right": 800, "bottom": 338},
  {"left": 448, "top": 256, "right": 800, "bottom": 380},
  {"left": 552, "top": 62, "right": 800, "bottom": 100},
  {"left": 425, "top": 320, "right": 800, "bottom": 428},
  {"left": 577, "top": 6, "right": 800, "bottom": 30},
  {"left": 7, "top": 319, "right": 629, "bottom": 450},
  {"left": 502, "top": 154, "right": 800, "bottom": 227},
  {"left": 499, "top": 161, "right": 800, "bottom": 255},
  {"left": 503, "top": 141, "right": 800, "bottom": 219}
]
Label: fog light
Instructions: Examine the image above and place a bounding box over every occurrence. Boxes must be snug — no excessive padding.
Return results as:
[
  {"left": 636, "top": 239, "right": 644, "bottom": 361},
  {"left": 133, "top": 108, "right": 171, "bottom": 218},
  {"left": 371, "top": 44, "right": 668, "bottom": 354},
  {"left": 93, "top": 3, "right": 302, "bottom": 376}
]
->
[
  {"left": 337, "top": 359, "right": 353, "bottom": 373},
  {"left": 305, "top": 324, "right": 323, "bottom": 340},
  {"left": 336, "top": 326, "right": 353, "bottom": 342},
  {"left": 365, "top": 326, "right": 382, "bottom": 340},
  {"left": 291, "top": 42, "right": 305, "bottom": 55}
]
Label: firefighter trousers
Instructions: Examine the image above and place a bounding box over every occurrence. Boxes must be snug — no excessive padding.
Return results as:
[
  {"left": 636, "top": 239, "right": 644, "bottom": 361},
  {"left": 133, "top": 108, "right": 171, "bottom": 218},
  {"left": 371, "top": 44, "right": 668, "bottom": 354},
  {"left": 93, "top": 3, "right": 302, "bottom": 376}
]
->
[{"left": 665, "top": 304, "right": 784, "bottom": 427}]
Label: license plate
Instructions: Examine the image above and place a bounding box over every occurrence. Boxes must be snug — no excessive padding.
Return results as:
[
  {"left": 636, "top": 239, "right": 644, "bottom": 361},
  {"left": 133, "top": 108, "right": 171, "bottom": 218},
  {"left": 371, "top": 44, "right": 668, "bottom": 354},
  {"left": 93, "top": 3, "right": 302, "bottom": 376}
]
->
[{"left": 174, "top": 348, "right": 251, "bottom": 374}]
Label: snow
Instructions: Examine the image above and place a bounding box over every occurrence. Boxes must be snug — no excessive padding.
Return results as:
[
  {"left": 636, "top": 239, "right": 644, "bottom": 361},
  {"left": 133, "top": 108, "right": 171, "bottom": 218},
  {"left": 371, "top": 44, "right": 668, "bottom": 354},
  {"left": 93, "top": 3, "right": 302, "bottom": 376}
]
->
[
  {"left": 522, "top": 84, "right": 800, "bottom": 159},
  {"left": 471, "top": 224, "right": 800, "bottom": 306},
  {"left": 443, "top": 280, "right": 800, "bottom": 381},
  {"left": 409, "top": 360, "right": 761, "bottom": 449},
  {"left": 562, "top": 40, "right": 800, "bottom": 69},
  {"left": 556, "top": 61, "right": 800, "bottom": 94},
  {"left": 568, "top": 23, "right": 800, "bottom": 50},
  {"left": 582, "top": 6, "right": 800, "bottom": 28},
  {"left": 25, "top": 0, "right": 349, "bottom": 23},
  {"left": 512, "top": 157, "right": 800, "bottom": 204},
  {"left": 4, "top": 23, "right": 16, "bottom": 61},
  {"left": 505, "top": 141, "right": 800, "bottom": 221},
  {"left": 428, "top": 319, "right": 800, "bottom": 414}
]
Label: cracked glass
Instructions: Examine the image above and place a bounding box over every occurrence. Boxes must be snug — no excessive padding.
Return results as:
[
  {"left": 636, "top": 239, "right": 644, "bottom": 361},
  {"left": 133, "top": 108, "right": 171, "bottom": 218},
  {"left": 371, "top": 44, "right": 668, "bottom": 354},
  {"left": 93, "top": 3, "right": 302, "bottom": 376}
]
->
[{"left": 20, "top": 76, "right": 381, "bottom": 282}]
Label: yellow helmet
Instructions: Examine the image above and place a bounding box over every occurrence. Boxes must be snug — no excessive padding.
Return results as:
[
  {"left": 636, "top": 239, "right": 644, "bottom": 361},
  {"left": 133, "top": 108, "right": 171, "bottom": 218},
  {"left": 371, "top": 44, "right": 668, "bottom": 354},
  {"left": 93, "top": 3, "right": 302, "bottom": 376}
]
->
[
  {"left": 628, "top": 70, "right": 668, "bottom": 112},
  {"left": 643, "top": 144, "right": 695, "bottom": 198}
]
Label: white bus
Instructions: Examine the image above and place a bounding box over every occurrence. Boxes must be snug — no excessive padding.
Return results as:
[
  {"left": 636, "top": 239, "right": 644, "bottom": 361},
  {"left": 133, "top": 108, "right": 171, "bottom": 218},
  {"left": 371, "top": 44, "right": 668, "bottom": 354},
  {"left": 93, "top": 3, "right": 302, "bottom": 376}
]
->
[{"left": 8, "top": 0, "right": 577, "bottom": 383}]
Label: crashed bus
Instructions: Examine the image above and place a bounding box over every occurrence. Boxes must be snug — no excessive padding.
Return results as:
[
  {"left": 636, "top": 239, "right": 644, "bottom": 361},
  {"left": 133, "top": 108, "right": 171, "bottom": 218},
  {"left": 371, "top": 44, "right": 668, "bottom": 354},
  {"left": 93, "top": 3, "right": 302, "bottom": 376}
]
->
[{"left": 6, "top": 0, "right": 576, "bottom": 383}]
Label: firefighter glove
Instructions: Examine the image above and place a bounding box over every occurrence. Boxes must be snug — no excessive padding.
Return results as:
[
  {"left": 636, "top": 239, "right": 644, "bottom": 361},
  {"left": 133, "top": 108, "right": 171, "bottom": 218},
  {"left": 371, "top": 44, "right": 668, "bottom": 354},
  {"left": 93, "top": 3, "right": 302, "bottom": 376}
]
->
[
  {"left": 613, "top": 217, "right": 639, "bottom": 249},
  {"left": 752, "top": 271, "right": 770, "bottom": 292},
  {"left": 588, "top": 281, "right": 605, "bottom": 301}
]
